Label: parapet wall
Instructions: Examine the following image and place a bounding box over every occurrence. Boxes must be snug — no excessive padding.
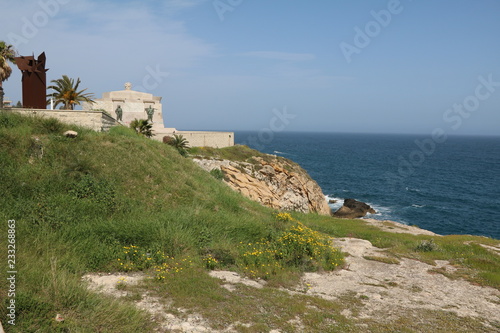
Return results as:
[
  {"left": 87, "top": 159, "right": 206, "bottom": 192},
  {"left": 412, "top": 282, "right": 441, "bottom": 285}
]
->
[
  {"left": 176, "top": 131, "right": 234, "bottom": 148},
  {"left": 6, "top": 109, "right": 116, "bottom": 132},
  {"left": 154, "top": 130, "right": 234, "bottom": 148}
]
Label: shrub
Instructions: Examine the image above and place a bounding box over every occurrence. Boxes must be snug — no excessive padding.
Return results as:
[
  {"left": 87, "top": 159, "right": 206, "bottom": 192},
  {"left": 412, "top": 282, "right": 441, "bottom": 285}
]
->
[
  {"left": 162, "top": 135, "right": 174, "bottom": 144},
  {"left": 416, "top": 239, "right": 438, "bottom": 252},
  {"left": 237, "top": 216, "right": 344, "bottom": 279},
  {"left": 274, "top": 212, "right": 294, "bottom": 222},
  {"left": 203, "top": 254, "right": 219, "bottom": 270},
  {"left": 129, "top": 118, "right": 153, "bottom": 138},
  {"left": 209, "top": 168, "right": 224, "bottom": 180},
  {"left": 165, "top": 134, "right": 190, "bottom": 157},
  {"left": 275, "top": 222, "right": 342, "bottom": 271}
]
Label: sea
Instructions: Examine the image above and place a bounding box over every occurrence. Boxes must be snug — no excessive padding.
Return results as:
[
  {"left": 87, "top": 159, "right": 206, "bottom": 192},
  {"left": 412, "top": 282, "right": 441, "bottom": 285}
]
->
[{"left": 234, "top": 131, "right": 500, "bottom": 240}]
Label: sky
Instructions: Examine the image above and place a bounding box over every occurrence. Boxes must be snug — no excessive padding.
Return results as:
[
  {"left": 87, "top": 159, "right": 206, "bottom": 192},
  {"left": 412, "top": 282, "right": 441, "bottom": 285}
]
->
[{"left": 1, "top": 0, "right": 499, "bottom": 135}]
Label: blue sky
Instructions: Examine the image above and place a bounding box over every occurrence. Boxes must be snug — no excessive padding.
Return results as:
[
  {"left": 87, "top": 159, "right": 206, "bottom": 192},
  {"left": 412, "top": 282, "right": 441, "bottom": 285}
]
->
[{"left": 2, "top": 0, "right": 499, "bottom": 135}]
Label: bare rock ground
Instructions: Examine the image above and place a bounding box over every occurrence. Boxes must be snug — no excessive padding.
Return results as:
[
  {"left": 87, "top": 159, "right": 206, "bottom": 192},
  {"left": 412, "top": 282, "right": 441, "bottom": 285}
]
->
[
  {"left": 363, "top": 218, "right": 439, "bottom": 236},
  {"left": 302, "top": 237, "right": 500, "bottom": 328},
  {"left": 82, "top": 272, "right": 223, "bottom": 332}
]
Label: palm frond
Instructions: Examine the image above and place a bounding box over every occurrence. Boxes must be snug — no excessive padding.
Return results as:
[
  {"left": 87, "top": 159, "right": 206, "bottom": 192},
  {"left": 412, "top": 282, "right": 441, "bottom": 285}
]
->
[{"left": 47, "top": 75, "right": 95, "bottom": 110}]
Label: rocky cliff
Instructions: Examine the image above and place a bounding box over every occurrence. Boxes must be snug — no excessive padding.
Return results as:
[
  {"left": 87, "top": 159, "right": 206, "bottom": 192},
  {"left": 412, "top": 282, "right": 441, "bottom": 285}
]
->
[{"left": 192, "top": 151, "right": 331, "bottom": 215}]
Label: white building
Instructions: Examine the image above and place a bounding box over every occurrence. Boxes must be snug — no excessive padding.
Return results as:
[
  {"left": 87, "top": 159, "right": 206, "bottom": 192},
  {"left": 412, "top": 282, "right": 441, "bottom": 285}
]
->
[{"left": 83, "top": 83, "right": 234, "bottom": 148}]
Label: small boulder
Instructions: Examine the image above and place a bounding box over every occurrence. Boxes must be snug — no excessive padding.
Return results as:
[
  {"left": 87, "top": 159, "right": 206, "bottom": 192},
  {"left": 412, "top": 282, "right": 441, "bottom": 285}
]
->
[
  {"left": 333, "top": 198, "right": 376, "bottom": 219},
  {"left": 63, "top": 130, "right": 78, "bottom": 138}
]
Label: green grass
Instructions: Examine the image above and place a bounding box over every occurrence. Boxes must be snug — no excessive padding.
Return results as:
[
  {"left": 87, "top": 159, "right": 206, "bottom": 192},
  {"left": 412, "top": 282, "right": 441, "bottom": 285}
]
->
[{"left": 0, "top": 111, "right": 498, "bottom": 332}]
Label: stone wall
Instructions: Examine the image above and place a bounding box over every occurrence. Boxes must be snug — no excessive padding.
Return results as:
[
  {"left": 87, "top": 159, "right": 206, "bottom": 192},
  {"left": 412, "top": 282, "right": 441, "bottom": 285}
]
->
[
  {"left": 173, "top": 131, "right": 234, "bottom": 148},
  {"left": 153, "top": 129, "right": 234, "bottom": 148},
  {"left": 7, "top": 109, "right": 116, "bottom": 132}
]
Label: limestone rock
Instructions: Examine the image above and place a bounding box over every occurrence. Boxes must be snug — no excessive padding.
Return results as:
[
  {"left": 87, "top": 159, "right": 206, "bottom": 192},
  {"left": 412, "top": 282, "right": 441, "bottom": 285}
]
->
[
  {"left": 193, "top": 156, "right": 331, "bottom": 215},
  {"left": 63, "top": 130, "right": 78, "bottom": 138},
  {"left": 333, "top": 198, "right": 376, "bottom": 219}
]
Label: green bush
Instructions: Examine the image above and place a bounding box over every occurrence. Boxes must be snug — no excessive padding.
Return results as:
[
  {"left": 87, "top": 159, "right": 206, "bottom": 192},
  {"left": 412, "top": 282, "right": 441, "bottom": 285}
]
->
[
  {"left": 209, "top": 168, "right": 224, "bottom": 180},
  {"left": 237, "top": 217, "right": 344, "bottom": 279},
  {"left": 416, "top": 239, "right": 438, "bottom": 252}
]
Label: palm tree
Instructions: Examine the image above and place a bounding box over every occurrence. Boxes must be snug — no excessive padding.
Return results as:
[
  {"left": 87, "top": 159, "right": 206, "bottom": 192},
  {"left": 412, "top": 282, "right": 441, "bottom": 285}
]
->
[
  {"left": 168, "top": 134, "right": 190, "bottom": 156},
  {"left": 129, "top": 118, "right": 153, "bottom": 138},
  {"left": 0, "top": 41, "right": 16, "bottom": 108},
  {"left": 47, "top": 75, "right": 95, "bottom": 110}
]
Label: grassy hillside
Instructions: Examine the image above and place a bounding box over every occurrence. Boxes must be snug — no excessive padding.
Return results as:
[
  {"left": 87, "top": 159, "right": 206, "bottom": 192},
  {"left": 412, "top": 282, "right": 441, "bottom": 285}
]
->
[{"left": 0, "top": 111, "right": 498, "bottom": 332}]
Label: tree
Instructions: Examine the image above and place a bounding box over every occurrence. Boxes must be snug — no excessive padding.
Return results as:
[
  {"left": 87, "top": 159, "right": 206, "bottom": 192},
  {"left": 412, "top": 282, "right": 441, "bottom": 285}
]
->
[
  {"left": 47, "top": 75, "right": 95, "bottom": 110},
  {"left": 129, "top": 118, "right": 153, "bottom": 138},
  {"left": 167, "top": 134, "right": 190, "bottom": 156},
  {"left": 0, "top": 41, "right": 16, "bottom": 108}
]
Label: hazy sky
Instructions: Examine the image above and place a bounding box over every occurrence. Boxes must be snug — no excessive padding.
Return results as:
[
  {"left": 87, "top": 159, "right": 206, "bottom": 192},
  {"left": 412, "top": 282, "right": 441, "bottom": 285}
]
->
[{"left": 2, "top": 0, "right": 499, "bottom": 135}]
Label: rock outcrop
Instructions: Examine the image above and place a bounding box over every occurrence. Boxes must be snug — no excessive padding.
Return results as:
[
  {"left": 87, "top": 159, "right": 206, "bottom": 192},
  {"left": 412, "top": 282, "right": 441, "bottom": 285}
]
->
[
  {"left": 333, "top": 198, "right": 376, "bottom": 219},
  {"left": 193, "top": 155, "right": 331, "bottom": 215}
]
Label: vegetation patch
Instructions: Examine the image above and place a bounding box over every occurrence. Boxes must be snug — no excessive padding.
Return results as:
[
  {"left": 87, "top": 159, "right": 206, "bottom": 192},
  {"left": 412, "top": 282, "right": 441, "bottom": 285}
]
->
[
  {"left": 416, "top": 239, "right": 439, "bottom": 252},
  {"left": 236, "top": 214, "right": 344, "bottom": 280}
]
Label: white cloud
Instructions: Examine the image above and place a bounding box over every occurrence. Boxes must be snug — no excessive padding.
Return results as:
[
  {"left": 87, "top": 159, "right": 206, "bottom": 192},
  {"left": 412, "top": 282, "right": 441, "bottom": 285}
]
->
[
  {"left": 161, "top": 0, "right": 210, "bottom": 11},
  {"left": 2, "top": 0, "right": 214, "bottom": 102}
]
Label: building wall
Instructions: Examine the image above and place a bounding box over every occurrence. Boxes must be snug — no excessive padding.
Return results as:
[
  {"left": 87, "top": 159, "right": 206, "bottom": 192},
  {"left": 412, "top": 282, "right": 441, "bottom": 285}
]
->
[
  {"left": 8, "top": 109, "right": 116, "bottom": 132},
  {"left": 85, "top": 99, "right": 164, "bottom": 129},
  {"left": 82, "top": 88, "right": 164, "bottom": 130}
]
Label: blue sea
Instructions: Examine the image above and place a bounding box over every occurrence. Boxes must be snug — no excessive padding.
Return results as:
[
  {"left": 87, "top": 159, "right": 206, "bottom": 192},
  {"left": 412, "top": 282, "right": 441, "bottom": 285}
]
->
[{"left": 235, "top": 132, "right": 500, "bottom": 240}]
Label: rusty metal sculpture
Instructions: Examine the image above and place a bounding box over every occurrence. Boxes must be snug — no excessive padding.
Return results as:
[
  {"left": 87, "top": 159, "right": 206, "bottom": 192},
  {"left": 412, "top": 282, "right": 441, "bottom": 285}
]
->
[{"left": 15, "top": 52, "right": 48, "bottom": 109}]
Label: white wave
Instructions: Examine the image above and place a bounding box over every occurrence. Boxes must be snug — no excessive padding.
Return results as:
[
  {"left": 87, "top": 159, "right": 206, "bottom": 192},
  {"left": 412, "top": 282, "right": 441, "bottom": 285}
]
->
[
  {"left": 411, "top": 204, "right": 425, "bottom": 208},
  {"left": 326, "top": 196, "right": 396, "bottom": 222},
  {"left": 325, "top": 195, "right": 344, "bottom": 210},
  {"left": 273, "top": 150, "right": 291, "bottom": 155},
  {"left": 364, "top": 201, "right": 393, "bottom": 219}
]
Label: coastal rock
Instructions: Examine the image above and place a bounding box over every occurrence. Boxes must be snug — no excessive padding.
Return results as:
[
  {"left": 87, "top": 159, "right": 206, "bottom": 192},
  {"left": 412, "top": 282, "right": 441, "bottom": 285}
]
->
[
  {"left": 193, "top": 156, "right": 331, "bottom": 215},
  {"left": 333, "top": 198, "right": 376, "bottom": 219}
]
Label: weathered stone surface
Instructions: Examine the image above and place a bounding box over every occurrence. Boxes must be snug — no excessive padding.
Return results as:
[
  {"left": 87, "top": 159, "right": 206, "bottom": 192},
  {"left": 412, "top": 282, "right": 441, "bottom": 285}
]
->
[
  {"left": 333, "top": 198, "right": 376, "bottom": 219},
  {"left": 63, "top": 130, "right": 78, "bottom": 138},
  {"left": 193, "top": 156, "right": 331, "bottom": 215}
]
